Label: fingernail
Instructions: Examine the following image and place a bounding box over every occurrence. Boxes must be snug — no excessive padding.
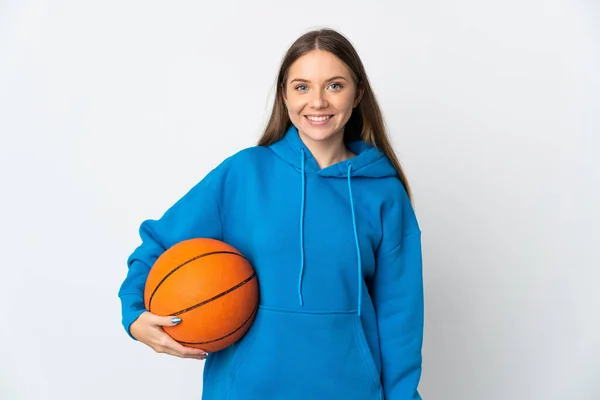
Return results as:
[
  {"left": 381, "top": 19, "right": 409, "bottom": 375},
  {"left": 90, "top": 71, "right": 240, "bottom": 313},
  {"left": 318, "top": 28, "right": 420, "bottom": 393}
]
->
[{"left": 171, "top": 317, "right": 182, "bottom": 324}]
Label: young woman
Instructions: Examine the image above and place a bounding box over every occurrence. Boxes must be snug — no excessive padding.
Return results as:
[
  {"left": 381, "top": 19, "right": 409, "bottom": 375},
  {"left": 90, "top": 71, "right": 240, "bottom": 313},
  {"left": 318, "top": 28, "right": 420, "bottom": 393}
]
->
[{"left": 118, "top": 28, "right": 424, "bottom": 400}]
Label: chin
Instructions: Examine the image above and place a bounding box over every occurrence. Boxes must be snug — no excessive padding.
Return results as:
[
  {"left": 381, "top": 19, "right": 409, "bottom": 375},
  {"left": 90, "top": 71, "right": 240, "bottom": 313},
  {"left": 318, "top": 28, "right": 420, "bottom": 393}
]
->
[
  {"left": 296, "top": 116, "right": 345, "bottom": 142},
  {"left": 299, "top": 128, "right": 338, "bottom": 142}
]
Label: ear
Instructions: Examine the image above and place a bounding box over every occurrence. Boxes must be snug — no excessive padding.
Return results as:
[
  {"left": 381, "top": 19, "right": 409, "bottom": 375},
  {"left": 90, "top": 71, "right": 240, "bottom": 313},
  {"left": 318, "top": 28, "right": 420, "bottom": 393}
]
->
[
  {"left": 281, "top": 83, "right": 288, "bottom": 105},
  {"left": 353, "top": 83, "right": 364, "bottom": 108}
]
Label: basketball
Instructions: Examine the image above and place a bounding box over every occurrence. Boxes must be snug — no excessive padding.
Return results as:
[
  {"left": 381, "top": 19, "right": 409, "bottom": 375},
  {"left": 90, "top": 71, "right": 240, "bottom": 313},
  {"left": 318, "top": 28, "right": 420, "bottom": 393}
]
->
[{"left": 144, "top": 238, "right": 259, "bottom": 353}]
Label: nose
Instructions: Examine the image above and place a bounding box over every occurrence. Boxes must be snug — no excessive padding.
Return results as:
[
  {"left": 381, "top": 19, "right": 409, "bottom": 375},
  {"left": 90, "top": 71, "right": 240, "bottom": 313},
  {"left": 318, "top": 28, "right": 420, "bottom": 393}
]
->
[{"left": 310, "top": 90, "right": 328, "bottom": 109}]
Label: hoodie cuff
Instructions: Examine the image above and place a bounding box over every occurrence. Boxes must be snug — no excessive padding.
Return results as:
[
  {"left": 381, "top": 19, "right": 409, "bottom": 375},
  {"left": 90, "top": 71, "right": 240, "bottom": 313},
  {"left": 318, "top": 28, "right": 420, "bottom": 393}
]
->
[{"left": 119, "top": 293, "right": 147, "bottom": 340}]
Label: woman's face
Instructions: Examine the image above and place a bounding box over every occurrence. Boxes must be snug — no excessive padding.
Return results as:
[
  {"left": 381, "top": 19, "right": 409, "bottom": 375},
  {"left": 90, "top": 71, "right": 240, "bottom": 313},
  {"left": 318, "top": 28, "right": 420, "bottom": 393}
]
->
[{"left": 284, "top": 50, "right": 362, "bottom": 145}]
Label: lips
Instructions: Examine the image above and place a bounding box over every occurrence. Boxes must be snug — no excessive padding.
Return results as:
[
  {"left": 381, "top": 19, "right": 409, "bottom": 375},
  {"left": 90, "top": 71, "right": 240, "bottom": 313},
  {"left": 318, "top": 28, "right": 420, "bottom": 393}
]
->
[{"left": 305, "top": 115, "right": 333, "bottom": 122}]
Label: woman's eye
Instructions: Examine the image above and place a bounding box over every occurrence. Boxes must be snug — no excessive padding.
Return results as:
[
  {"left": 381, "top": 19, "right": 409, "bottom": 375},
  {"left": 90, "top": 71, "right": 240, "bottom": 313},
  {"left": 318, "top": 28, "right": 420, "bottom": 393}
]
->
[{"left": 295, "top": 83, "right": 343, "bottom": 92}]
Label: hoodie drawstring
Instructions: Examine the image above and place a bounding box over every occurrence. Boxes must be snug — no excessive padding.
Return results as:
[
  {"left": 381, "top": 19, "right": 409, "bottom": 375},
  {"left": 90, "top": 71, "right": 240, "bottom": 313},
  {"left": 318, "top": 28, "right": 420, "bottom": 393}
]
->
[
  {"left": 297, "top": 149, "right": 306, "bottom": 306},
  {"left": 347, "top": 163, "right": 363, "bottom": 317},
  {"left": 296, "top": 150, "right": 363, "bottom": 317}
]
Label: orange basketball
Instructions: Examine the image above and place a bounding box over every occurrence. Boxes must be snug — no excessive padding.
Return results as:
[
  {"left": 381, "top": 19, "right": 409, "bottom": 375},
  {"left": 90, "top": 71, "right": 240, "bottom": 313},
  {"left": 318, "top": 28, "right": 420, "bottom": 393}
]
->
[{"left": 144, "top": 238, "right": 259, "bottom": 353}]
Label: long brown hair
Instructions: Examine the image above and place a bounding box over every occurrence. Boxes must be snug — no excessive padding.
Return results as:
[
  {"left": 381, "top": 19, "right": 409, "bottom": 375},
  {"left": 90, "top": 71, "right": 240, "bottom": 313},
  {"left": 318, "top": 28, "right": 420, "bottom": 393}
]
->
[{"left": 258, "top": 28, "right": 412, "bottom": 202}]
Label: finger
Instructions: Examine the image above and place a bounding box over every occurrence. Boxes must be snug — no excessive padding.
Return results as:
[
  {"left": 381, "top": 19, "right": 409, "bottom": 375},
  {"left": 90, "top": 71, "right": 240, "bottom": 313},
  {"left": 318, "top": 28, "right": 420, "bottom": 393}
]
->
[
  {"left": 157, "top": 332, "right": 208, "bottom": 358},
  {"left": 170, "top": 341, "right": 208, "bottom": 358},
  {"left": 154, "top": 346, "right": 182, "bottom": 358},
  {"left": 150, "top": 314, "right": 183, "bottom": 327},
  {"left": 164, "top": 348, "right": 206, "bottom": 360},
  {"left": 153, "top": 342, "right": 206, "bottom": 360}
]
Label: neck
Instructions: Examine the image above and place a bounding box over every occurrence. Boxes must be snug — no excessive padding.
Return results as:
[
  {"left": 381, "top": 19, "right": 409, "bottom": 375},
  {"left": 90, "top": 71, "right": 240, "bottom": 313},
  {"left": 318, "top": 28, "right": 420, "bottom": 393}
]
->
[{"left": 299, "top": 131, "right": 355, "bottom": 169}]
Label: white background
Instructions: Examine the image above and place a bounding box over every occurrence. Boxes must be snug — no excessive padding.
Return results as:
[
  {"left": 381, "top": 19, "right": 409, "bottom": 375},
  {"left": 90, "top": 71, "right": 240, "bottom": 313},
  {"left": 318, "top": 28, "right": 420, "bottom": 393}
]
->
[{"left": 1, "top": 1, "right": 599, "bottom": 399}]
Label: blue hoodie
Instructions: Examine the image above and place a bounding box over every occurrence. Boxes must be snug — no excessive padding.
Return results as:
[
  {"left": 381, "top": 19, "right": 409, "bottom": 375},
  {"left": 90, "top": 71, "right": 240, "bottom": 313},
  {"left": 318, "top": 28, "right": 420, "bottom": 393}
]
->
[{"left": 118, "top": 125, "right": 424, "bottom": 400}]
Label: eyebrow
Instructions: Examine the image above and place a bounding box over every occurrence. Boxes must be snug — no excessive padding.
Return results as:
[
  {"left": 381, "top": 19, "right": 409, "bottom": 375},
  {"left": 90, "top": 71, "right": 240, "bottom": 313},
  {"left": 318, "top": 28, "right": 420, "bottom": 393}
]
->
[{"left": 290, "top": 76, "right": 349, "bottom": 84}]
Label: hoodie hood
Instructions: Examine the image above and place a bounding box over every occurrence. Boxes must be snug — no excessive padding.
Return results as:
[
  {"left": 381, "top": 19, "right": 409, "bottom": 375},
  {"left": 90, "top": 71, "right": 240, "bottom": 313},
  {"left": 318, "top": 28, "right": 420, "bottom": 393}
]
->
[{"left": 269, "top": 124, "right": 398, "bottom": 179}]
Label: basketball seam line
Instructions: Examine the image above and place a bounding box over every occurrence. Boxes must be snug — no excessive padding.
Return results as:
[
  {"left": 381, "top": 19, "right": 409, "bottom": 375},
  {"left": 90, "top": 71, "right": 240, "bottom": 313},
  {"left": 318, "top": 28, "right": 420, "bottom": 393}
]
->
[
  {"left": 147, "top": 250, "right": 246, "bottom": 311},
  {"left": 170, "top": 272, "right": 256, "bottom": 316},
  {"left": 177, "top": 304, "right": 259, "bottom": 345}
]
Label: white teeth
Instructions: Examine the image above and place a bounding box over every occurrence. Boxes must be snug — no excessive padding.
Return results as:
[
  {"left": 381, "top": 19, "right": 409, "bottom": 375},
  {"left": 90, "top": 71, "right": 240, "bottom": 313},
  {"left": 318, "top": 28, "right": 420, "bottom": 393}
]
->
[{"left": 306, "top": 115, "right": 331, "bottom": 121}]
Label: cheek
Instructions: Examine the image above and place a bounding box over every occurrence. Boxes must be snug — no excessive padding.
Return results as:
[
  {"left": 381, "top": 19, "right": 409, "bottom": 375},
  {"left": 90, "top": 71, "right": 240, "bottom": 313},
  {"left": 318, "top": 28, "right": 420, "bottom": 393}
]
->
[
  {"left": 284, "top": 90, "right": 303, "bottom": 109},
  {"left": 343, "top": 100, "right": 355, "bottom": 112},
  {"left": 287, "top": 101, "right": 306, "bottom": 115},
  {"left": 332, "top": 92, "right": 358, "bottom": 112},
  {"left": 333, "top": 100, "right": 355, "bottom": 115}
]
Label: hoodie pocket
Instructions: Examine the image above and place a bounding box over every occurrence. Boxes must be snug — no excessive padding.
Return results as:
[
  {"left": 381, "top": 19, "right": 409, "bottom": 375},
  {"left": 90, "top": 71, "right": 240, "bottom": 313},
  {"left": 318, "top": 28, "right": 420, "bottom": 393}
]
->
[{"left": 224, "top": 306, "right": 383, "bottom": 400}]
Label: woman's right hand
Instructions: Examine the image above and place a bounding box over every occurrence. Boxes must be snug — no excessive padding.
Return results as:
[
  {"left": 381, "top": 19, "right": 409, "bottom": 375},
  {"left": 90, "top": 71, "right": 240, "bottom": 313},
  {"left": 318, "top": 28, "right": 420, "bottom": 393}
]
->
[{"left": 130, "top": 311, "right": 208, "bottom": 360}]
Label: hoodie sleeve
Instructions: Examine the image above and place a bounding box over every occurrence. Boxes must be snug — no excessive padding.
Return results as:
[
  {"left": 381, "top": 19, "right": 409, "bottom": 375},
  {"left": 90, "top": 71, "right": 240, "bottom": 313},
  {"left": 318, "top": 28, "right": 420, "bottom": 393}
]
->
[
  {"left": 117, "top": 169, "right": 223, "bottom": 340},
  {"left": 371, "top": 187, "right": 424, "bottom": 400}
]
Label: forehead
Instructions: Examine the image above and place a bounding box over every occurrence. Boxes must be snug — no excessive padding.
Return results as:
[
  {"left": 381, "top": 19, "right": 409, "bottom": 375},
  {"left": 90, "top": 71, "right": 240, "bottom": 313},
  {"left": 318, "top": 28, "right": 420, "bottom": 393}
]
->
[{"left": 287, "top": 50, "right": 352, "bottom": 81}]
